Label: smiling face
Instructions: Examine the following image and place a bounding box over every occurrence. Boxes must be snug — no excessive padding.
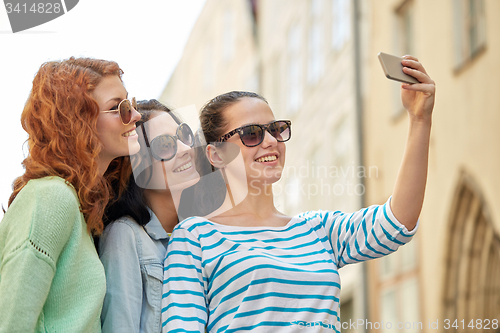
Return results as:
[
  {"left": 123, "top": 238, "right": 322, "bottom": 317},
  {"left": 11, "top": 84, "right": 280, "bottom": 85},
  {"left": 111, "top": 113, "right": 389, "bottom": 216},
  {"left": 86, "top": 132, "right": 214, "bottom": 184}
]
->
[
  {"left": 220, "top": 97, "right": 286, "bottom": 185},
  {"left": 143, "top": 112, "right": 200, "bottom": 191},
  {"left": 94, "top": 75, "right": 141, "bottom": 166}
]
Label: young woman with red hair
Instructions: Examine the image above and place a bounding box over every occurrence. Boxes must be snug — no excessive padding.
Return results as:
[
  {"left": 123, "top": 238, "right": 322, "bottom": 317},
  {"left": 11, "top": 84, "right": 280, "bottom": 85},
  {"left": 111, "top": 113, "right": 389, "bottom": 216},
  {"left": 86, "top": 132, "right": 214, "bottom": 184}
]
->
[{"left": 0, "top": 57, "right": 141, "bottom": 332}]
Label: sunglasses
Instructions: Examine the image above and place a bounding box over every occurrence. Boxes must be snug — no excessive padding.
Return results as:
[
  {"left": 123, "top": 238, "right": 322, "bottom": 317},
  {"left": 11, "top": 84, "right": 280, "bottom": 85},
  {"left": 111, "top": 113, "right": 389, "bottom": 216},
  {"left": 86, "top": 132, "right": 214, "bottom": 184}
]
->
[
  {"left": 143, "top": 123, "right": 195, "bottom": 161},
  {"left": 100, "top": 97, "right": 137, "bottom": 125},
  {"left": 216, "top": 120, "right": 291, "bottom": 147}
]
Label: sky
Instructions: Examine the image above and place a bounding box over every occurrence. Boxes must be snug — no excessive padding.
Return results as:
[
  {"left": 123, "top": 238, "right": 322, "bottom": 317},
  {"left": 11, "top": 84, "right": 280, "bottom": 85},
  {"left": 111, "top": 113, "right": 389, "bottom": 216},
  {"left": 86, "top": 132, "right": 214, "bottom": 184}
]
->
[{"left": 0, "top": 0, "right": 206, "bottom": 211}]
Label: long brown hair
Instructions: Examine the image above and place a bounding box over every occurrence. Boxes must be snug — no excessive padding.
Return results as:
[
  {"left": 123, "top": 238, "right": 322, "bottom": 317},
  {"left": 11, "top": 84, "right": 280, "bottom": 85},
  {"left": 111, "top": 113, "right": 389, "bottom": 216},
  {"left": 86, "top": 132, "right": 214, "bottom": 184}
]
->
[{"left": 8, "top": 57, "right": 130, "bottom": 235}]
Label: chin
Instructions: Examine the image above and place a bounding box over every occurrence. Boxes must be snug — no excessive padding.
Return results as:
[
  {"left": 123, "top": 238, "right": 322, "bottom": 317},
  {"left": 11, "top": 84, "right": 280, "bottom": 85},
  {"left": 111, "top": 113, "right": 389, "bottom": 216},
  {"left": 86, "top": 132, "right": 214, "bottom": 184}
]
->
[
  {"left": 248, "top": 174, "right": 282, "bottom": 186},
  {"left": 168, "top": 172, "right": 201, "bottom": 191},
  {"left": 127, "top": 142, "right": 141, "bottom": 155}
]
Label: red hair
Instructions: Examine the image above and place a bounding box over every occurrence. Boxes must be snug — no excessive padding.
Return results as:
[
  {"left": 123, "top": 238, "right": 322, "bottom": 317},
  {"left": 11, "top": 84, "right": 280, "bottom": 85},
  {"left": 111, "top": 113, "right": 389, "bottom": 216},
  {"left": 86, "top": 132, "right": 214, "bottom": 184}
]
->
[{"left": 8, "top": 57, "right": 131, "bottom": 235}]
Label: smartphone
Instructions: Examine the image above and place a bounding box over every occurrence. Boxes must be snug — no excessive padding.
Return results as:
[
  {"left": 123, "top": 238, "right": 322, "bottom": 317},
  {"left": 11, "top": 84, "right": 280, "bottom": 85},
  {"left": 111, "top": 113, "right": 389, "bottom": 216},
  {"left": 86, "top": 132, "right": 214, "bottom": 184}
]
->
[{"left": 377, "top": 52, "right": 419, "bottom": 84}]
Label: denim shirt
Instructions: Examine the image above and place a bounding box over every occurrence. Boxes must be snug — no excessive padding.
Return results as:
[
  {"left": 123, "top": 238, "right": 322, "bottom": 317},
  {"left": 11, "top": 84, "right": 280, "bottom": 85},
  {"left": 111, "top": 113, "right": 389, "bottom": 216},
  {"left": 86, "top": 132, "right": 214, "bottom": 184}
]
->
[{"left": 99, "top": 211, "right": 169, "bottom": 333}]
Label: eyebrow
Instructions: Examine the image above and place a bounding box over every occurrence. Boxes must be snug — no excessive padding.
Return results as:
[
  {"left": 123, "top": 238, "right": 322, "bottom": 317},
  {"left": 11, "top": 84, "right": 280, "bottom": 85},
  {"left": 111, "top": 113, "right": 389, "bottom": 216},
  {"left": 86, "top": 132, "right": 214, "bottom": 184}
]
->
[
  {"left": 238, "top": 120, "right": 276, "bottom": 127},
  {"left": 105, "top": 94, "right": 129, "bottom": 105}
]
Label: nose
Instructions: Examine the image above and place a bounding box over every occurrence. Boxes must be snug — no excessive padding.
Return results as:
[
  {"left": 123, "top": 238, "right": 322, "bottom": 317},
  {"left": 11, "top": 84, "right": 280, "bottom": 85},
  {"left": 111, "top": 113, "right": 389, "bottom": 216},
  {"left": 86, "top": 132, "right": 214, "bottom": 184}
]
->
[
  {"left": 176, "top": 138, "right": 192, "bottom": 156},
  {"left": 261, "top": 129, "right": 278, "bottom": 148},
  {"left": 130, "top": 107, "right": 141, "bottom": 124}
]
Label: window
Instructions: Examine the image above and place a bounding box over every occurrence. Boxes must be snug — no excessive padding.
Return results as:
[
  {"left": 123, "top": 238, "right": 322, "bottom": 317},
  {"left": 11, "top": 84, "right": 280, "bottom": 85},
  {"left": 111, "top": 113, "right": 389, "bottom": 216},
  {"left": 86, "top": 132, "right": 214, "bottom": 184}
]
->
[
  {"left": 443, "top": 176, "right": 500, "bottom": 323},
  {"left": 380, "top": 288, "right": 398, "bottom": 333},
  {"left": 453, "top": 0, "right": 486, "bottom": 69},
  {"left": 376, "top": 236, "right": 420, "bottom": 330},
  {"left": 286, "top": 23, "right": 303, "bottom": 115},
  {"left": 311, "top": 0, "right": 322, "bottom": 17},
  {"left": 380, "top": 278, "right": 421, "bottom": 333},
  {"left": 308, "top": 0, "right": 324, "bottom": 85},
  {"left": 223, "top": 8, "right": 235, "bottom": 61},
  {"left": 394, "top": 0, "right": 414, "bottom": 56},
  {"left": 203, "top": 43, "right": 215, "bottom": 91},
  {"left": 331, "top": 0, "right": 350, "bottom": 51},
  {"left": 245, "top": 74, "right": 258, "bottom": 93},
  {"left": 307, "top": 23, "right": 324, "bottom": 85},
  {"left": 392, "top": 0, "right": 414, "bottom": 118}
]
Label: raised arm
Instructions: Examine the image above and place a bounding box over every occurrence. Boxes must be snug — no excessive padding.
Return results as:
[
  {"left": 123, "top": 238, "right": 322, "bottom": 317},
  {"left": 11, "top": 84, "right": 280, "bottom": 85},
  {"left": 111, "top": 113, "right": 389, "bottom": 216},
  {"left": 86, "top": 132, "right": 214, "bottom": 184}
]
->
[{"left": 391, "top": 55, "right": 436, "bottom": 230}]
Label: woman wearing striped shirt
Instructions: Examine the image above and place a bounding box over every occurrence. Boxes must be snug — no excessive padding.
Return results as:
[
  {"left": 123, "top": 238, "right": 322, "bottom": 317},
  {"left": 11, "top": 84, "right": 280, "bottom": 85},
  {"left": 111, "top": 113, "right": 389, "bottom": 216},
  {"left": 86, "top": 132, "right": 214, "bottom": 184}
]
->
[{"left": 161, "top": 56, "right": 435, "bottom": 332}]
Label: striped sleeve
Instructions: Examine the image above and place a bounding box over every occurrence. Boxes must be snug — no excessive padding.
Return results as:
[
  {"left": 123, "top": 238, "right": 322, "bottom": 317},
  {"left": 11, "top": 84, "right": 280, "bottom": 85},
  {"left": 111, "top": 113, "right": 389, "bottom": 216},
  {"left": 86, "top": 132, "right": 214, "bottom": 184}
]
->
[
  {"left": 162, "top": 224, "right": 207, "bottom": 333},
  {"left": 315, "top": 197, "right": 418, "bottom": 268}
]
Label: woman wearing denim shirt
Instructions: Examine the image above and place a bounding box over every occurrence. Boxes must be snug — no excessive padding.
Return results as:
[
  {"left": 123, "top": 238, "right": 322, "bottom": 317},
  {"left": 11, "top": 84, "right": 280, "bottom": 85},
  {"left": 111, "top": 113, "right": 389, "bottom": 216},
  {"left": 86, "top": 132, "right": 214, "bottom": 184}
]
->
[{"left": 98, "top": 99, "right": 202, "bottom": 333}]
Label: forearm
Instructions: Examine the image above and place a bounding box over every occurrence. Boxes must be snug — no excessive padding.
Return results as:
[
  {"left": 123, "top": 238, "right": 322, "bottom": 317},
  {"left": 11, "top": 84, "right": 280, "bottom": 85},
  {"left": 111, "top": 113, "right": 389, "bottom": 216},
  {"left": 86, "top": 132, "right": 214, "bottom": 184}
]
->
[
  {"left": 0, "top": 247, "right": 54, "bottom": 332},
  {"left": 391, "top": 117, "right": 431, "bottom": 230}
]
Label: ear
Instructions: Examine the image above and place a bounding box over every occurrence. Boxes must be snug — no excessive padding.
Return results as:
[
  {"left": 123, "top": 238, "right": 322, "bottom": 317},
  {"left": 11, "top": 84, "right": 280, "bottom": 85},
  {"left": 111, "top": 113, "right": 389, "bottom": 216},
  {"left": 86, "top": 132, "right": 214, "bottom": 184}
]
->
[{"left": 206, "top": 144, "right": 226, "bottom": 169}]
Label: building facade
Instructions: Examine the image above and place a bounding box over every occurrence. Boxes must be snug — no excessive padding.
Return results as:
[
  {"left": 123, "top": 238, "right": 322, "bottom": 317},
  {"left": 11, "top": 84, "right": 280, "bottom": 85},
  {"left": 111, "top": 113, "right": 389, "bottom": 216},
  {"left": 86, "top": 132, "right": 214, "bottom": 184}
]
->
[
  {"left": 161, "top": 0, "right": 368, "bottom": 330},
  {"left": 160, "top": 0, "right": 500, "bottom": 331},
  {"left": 364, "top": 0, "right": 500, "bottom": 332},
  {"left": 159, "top": 0, "right": 259, "bottom": 120},
  {"left": 256, "top": 0, "right": 368, "bottom": 330}
]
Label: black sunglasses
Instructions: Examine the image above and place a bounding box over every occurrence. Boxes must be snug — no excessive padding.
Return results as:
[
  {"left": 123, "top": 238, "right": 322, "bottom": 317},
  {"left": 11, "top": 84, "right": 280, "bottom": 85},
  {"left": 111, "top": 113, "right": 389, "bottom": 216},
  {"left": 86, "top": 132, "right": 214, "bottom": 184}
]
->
[
  {"left": 142, "top": 123, "right": 195, "bottom": 161},
  {"left": 216, "top": 120, "right": 291, "bottom": 147},
  {"left": 100, "top": 97, "right": 137, "bottom": 125}
]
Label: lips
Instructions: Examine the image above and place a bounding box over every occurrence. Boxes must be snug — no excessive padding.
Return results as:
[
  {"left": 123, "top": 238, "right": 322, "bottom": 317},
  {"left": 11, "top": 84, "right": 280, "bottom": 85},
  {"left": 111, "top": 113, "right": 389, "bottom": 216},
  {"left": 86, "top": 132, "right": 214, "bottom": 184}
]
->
[
  {"left": 173, "top": 161, "right": 193, "bottom": 173},
  {"left": 255, "top": 154, "right": 278, "bottom": 163},
  {"left": 122, "top": 129, "right": 137, "bottom": 137}
]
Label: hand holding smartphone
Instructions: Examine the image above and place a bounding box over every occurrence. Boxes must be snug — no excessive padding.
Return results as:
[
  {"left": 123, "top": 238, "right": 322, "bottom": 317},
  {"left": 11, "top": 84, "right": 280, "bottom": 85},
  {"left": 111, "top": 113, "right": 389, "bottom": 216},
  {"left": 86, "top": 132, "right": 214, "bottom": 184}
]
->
[{"left": 378, "top": 52, "right": 419, "bottom": 84}]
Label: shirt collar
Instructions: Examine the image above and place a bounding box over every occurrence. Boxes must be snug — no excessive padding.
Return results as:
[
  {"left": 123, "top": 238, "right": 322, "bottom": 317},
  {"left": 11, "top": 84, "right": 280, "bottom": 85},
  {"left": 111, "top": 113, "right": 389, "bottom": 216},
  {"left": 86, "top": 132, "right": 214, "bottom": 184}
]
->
[{"left": 143, "top": 208, "right": 170, "bottom": 241}]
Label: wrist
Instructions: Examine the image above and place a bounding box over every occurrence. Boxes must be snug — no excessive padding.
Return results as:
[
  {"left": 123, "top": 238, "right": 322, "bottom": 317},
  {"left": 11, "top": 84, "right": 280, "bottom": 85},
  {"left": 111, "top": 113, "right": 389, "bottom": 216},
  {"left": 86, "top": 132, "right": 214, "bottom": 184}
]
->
[{"left": 408, "top": 113, "right": 432, "bottom": 127}]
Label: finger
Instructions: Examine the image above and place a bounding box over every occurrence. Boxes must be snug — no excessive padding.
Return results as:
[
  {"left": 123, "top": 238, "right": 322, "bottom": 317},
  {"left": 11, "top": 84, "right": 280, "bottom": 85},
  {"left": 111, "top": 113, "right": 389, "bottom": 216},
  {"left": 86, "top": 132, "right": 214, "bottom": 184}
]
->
[
  {"left": 402, "top": 59, "right": 428, "bottom": 75},
  {"left": 402, "top": 55, "right": 419, "bottom": 62},
  {"left": 402, "top": 82, "right": 436, "bottom": 94},
  {"left": 402, "top": 66, "right": 431, "bottom": 83}
]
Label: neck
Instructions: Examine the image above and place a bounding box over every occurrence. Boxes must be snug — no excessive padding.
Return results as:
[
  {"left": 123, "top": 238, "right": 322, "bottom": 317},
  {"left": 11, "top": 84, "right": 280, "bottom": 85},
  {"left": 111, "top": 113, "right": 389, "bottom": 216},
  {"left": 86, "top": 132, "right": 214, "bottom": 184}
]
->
[
  {"left": 243, "top": 180, "right": 277, "bottom": 214},
  {"left": 98, "top": 157, "right": 113, "bottom": 177},
  {"left": 144, "top": 188, "right": 182, "bottom": 233},
  {"left": 214, "top": 178, "right": 279, "bottom": 219}
]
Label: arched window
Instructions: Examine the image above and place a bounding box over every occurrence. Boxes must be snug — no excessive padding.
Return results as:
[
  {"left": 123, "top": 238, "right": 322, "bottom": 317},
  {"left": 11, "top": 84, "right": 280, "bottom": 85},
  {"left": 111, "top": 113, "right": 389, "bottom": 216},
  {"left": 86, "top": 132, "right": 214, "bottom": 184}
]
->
[{"left": 444, "top": 173, "right": 500, "bottom": 329}]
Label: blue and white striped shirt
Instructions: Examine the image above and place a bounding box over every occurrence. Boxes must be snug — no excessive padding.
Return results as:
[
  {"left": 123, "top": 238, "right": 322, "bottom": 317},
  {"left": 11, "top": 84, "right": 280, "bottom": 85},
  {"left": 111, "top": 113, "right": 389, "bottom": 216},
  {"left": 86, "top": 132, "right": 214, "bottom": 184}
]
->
[{"left": 161, "top": 198, "right": 417, "bottom": 332}]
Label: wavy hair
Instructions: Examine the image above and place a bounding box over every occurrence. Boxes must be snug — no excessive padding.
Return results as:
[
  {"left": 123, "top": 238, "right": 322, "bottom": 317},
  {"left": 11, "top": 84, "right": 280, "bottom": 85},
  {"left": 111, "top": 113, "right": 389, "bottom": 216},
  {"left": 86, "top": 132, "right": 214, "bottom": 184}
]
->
[{"left": 8, "top": 57, "right": 130, "bottom": 235}]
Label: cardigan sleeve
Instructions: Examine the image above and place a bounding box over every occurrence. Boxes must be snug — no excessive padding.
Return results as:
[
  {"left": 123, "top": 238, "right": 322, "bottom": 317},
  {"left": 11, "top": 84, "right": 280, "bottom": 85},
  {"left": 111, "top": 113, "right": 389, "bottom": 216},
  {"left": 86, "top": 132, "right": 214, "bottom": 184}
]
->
[{"left": 0, "top": 177, "right": 79, "bottom": 332}]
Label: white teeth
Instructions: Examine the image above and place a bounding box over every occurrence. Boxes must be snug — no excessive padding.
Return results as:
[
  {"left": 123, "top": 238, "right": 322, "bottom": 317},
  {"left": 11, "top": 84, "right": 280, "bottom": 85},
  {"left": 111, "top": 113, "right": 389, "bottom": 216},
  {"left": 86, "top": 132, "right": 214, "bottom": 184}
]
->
[
  {"left": 123, "top": 129, "right": 136, "bottom": 137},
  {"left": 174, "top": 161, "right": 192, "bottom": 172},
  {"left": 256, "top": 155, "right": 277, "bottom": 163}
]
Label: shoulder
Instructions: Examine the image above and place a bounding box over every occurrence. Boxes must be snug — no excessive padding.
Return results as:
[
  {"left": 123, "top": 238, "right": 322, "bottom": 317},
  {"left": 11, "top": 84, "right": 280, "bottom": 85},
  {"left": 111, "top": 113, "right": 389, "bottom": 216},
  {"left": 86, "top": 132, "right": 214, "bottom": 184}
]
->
[
  {"left": 175, "top": 216, "right": 212, "bottom": 231},
  {"left": 25, "top": 176, "right": 77, "bottom": 195},
  {"left": 168, "top": 216, "right": 212, "bottom": 243},
  {"left": 1, "top": 177, "right": 83, "bottom": 262},
  {"left": 15, "top": 176, "right": 80, "bottom": 211},
  {"left": 6, "top": 176, "right": 81, "bottom": 227},
  {"left": 100, "top": 216, "right": 142, "bottom": 245},
  {"left": 99, "top": 216, "right": 145, "bottom": 263},
  {"left": 98, "top": 215, "right": 156, "bottom": 257},
  {"left": 104, "top": 216, "right": 142, "bottom": 232}
]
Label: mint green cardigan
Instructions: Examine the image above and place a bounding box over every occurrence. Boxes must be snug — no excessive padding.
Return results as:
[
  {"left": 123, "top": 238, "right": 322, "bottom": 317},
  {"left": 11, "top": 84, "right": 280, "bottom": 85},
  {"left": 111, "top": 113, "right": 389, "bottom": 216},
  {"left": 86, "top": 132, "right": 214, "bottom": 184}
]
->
[{"left": 0, "top": 177, "right": 106, "bottom": 332}]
